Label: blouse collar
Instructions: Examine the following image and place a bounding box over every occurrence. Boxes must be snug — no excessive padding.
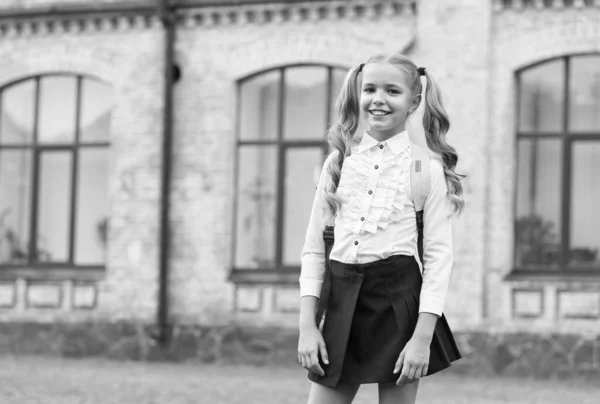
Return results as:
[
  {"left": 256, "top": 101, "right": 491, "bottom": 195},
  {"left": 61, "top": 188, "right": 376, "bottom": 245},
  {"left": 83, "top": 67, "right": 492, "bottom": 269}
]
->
[{"left": 354, "top": 130, "right": 410, "bottom": 155}]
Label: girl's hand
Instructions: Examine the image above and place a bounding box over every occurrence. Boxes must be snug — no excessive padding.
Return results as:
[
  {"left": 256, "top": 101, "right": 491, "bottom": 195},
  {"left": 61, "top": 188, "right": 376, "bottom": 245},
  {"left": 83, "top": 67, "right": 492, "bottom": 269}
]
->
[
  {"left": 298, "top": 326, "right": 329, "bottom": 376},
  {"left": 394, "top": 336, "right": 430, "bottom": 385}
]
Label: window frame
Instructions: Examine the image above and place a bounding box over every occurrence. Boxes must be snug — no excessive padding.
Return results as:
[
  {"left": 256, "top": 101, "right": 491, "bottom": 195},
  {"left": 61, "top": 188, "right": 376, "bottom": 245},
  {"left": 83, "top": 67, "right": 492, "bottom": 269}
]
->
[
  {"left": 230, "top": 63, "right": 347, "bottom": 284},
  {"left": 511, "top": 53, "right": 600, "bottom": 278},
  {"left": 0, "top": 73, "right": 111, "bottom": 273}
]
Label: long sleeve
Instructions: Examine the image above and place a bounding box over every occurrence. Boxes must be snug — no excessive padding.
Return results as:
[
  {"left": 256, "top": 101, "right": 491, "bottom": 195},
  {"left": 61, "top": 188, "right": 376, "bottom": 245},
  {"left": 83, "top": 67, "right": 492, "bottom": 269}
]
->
[
  {"left": 299, "top": 152, "right": 337, "bottom": 298},
  {"left": 419, "top": 158, "right": 454, "bottom": 316}
]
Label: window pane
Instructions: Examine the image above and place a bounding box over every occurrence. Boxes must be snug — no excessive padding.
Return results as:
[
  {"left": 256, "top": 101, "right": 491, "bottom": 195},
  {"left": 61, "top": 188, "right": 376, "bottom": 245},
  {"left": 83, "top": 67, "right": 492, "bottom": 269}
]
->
[
  {"left": 0, "top": 150, "right": 32, "bottom": 263},
  {"left": 38, "top": 77, "right": 77, "bottom": 143},
  {"left": 235, "top": 146, "right": 277, "bottom": 268},
  {"left": 80, "top": 79, "right": 112, "bottom": 143},
  {"left": 570, "top": 142, "right": 600, "bottom": 268},
  {"left": 283, "top": 148, "right": 324, "bottom": 265},
  {"left": 519, "top": 59, "right": 565, "bottom": 133},
  {"left": 569, "top": 55, "right": 600, "bottom": 132},
  {"left": 515, "top": 139, "right": 562, "bottom": 268},
  {"left": 75, "top": 149, "right": 109, "bottom": 265},
  {"left": 284, "top": 67, "right": 328, "bottom": 140},
  {"left": 1, "top": 80, "right": 35, "bottom": 144},
  {"left": 37, "top": 151, "right": 73, "bottom": 262},
  {"left": 239, "top": 71, "right": 280, "bottom": 141}
]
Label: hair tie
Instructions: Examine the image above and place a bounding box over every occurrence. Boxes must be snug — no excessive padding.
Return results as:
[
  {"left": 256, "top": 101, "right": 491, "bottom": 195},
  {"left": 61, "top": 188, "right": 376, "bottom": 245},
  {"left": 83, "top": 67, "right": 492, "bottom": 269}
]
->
[
  {"left": 417, "top": 67, "right": 426, "bottom": 76},
  {"left": 358, "top": 63, "right": 365, "bottom": 72}
]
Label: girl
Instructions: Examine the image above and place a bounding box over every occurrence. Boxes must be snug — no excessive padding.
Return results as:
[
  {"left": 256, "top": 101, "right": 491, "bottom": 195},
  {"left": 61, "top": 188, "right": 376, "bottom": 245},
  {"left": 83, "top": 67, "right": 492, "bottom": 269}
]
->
[{"left": 297, "top": 52, "right": 464, "bottom": 404}]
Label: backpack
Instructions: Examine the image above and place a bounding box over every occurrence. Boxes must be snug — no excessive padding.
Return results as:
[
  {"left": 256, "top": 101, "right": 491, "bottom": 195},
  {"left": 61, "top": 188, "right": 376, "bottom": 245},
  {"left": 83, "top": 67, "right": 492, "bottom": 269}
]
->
[{"left": 315, "top": 144, "right": 431, "bottom": 326}]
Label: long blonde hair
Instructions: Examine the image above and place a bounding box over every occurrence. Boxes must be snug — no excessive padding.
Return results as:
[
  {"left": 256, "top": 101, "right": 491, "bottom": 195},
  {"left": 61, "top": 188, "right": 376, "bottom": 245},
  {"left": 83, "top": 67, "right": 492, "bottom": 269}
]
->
[{"left": 324, "top": 53, "right": 465, "bottom": 218}]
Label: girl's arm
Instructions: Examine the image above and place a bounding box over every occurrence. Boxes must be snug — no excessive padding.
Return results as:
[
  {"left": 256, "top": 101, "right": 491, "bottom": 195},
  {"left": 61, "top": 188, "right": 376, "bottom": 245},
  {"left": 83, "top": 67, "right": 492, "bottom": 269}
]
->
[
  {"left": 419, "top": 157, "right": 454, "bottom": 318},
  {"left": 298, "top": 151, "right": 337, "bottom": 316}
]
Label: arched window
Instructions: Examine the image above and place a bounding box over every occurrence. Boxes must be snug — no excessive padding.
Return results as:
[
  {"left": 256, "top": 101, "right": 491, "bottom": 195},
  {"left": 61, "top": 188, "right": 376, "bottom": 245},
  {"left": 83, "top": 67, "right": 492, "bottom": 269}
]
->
[
  {"left": 515, "top": 55, "right": 600, "bottom": 273},
  {"left": 0, "top": 74, "right": 111, "bottom": 267},
  {"left": 232, "top": 64, "right": 347, "bottom": 281}
]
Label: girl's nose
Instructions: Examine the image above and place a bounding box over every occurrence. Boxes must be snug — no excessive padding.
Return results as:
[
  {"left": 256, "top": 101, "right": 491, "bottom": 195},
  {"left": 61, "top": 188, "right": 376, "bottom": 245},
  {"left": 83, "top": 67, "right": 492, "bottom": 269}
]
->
[{"left": 371, "top": 90, "right": 385, "bottom": 105}]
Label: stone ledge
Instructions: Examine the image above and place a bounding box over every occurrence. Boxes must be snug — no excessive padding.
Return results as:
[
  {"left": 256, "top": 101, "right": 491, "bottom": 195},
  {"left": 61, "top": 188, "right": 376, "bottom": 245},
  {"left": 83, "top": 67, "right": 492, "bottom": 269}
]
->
[{"left": 0, "top": 322, "right": 599, "bottom": 380}]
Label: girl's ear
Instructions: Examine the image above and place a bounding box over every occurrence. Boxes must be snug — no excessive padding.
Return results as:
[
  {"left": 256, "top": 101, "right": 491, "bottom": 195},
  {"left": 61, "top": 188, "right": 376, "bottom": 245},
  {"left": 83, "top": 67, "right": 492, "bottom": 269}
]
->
[{"left": 409, "top": 93, "right": 421, "bottom": 114}]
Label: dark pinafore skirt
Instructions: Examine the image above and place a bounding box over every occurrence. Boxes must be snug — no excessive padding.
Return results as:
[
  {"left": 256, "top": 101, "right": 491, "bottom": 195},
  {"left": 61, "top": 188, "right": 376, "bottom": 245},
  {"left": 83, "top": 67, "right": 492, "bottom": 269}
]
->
[{"left": 308, "top": 227, "right": 461, "bottom": 388}]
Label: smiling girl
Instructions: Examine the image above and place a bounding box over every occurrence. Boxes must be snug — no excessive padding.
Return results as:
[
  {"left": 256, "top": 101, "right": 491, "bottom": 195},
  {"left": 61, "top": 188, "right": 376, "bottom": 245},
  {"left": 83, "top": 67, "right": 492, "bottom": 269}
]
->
[{"left": 297, "top": 53, "right": 464, "bottom": 404}]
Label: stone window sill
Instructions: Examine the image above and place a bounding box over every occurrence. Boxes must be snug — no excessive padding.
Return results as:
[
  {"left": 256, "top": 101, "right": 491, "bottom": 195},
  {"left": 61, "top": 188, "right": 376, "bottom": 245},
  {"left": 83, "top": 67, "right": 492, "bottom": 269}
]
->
[
  {"left": 0, "top": 265, "right": 105, "bottom": 281},
  {"left": 229, "top": 268, "right": 299, "bottom": 285}
]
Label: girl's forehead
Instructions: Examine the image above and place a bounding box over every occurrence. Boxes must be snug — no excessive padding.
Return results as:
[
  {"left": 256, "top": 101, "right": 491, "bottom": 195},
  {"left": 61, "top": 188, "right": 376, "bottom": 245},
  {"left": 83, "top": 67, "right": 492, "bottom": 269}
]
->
[{"left": 361, "top": 63, "right": 410, "bottom": 86}]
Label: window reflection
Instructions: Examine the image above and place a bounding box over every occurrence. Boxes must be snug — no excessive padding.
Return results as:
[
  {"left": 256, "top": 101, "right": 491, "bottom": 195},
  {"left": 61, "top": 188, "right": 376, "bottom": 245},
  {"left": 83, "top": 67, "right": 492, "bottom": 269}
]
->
[
  {"left": 239, "top": 71, "right": 280, "bottom": 142},
  {"left": 80, "top": 79, "right": 112, "bottom": 142},
  {"left": 0, "top": 74, "right": 112, "bottom": 267},
  {"left": 569, "top": 55, "right": 600, "bottom": 132},
  {"left": 284, "top": 67, "right": 328, "bottom": 140},
  {"left": 38, "top": 76, "right": 77, "bottom": 143},
  {"left": 0, "top": 150, "right": 32, "bottom": 263},
  {"left": 518, "top": 59, "right": 564, "bottom": 133},
  {"left": 0, "top": 80, "right": 35, "bottom": 144},
  {"left": 570, "top": 142, "right": 600, "bottom": 268}
]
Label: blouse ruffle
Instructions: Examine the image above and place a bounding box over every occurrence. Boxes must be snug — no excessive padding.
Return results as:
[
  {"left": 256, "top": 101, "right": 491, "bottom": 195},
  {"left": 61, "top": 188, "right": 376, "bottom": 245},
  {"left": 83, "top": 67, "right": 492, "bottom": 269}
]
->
[{"left": 336, "top": 144, "right": 412, "bottom": 234}]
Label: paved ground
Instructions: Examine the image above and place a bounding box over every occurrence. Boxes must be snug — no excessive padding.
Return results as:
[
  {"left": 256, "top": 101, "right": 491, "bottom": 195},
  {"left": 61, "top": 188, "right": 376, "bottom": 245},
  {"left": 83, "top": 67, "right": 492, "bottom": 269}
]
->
[{"left": 0, "top": 356, "right": 599, "bottom": 404}]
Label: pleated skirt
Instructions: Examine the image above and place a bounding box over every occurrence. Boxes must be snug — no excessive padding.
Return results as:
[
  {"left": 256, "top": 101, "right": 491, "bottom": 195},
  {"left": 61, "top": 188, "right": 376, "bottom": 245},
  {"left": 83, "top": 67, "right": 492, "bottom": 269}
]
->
[{"left": 308, "top": 254, "right": 461, "bottom": 388}]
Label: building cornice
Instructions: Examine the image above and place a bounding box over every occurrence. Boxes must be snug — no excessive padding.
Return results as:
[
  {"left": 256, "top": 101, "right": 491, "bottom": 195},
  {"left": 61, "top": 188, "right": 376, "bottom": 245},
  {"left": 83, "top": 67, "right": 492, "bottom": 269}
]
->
[
  {"left": 0, "top": 0, "right": 415, "bottom": 37},
  {"left": 493, "top": 0, "right": 600, "bottom": 12}
]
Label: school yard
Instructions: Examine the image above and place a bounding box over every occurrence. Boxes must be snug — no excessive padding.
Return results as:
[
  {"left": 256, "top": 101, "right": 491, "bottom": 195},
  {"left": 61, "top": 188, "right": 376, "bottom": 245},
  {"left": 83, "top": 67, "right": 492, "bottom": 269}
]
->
[{"left": 0, "top": 355, "right": 598, "bottom": 404}]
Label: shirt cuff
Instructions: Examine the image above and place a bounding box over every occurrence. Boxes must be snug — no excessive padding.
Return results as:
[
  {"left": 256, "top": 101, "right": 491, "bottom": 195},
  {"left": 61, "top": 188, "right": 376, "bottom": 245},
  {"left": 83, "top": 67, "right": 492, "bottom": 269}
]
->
[
  {"left": 418, "top": 293, "right": 445, "bottom": 316},
  {"left": 299, "top": 278, "right": 323, "bottom": 298}
]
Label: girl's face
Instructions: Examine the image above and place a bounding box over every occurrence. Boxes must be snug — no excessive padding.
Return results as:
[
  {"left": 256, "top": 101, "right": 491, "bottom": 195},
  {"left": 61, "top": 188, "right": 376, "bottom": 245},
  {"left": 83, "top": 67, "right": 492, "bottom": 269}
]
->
[{"left": 359, "top": 63, "right": 421, "bottom": 141}]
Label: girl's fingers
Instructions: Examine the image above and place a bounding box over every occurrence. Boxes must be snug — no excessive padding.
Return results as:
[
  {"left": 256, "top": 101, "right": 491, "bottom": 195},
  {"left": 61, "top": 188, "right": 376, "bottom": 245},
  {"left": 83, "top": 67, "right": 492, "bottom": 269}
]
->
[
  {"left": 318, "top": 340, "right": 329, "bottom": 365},
  {"left": 406, "top": 364, "right": 417, "bottom": 382},
  {"left": 393, "top": 350, "right": 406, "bottom": 374},
  {"left": 301, "top": 354, "right": 308, "bottom": 369},
  {"left": 421, "top": 365, "right": 428, "bottom": 378}
]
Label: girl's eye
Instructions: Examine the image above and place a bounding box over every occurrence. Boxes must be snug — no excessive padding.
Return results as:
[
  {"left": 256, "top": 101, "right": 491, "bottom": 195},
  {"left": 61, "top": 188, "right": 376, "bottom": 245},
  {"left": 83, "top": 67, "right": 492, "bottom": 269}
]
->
[
  {"left": 388, "top": 89, "right": 400, "bottom": 95},
  {"left": 363, "top": 88, "right": 374, "bottom": 93}
]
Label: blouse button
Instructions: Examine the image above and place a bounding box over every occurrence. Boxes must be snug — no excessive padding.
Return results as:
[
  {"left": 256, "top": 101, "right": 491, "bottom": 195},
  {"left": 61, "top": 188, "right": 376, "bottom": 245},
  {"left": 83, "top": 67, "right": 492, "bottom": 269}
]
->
[
  {"left": 374, "top": 165, "right": 379, "bottom": 170},
  {"left": 360, "top": 217, "right": 365, "bottom": 221},
  {"left": 368, "top": 190, "right": 373, "bottom": 195},
  {"left": 379, "top": 145, "right": 384, "bottom": 149},
  {"left": 354, "top": 241, "right": 359, "bottom": 246}
]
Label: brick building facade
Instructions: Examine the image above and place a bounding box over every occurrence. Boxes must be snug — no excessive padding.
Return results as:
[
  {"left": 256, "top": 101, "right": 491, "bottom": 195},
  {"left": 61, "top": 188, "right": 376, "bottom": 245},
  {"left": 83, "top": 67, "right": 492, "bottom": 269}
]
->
[{"left": 0, "top": 0, "right": 599, "bottom": 376}]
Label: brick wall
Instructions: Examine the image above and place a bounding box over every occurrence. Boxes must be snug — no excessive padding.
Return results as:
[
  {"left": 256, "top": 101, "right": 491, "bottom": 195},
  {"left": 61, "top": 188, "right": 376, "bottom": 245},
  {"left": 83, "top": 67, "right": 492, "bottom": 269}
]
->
[
  {"left": 487, "top": 5, "right": 600, "bottom": 333},
  {"left": 169, "top": 1, "right": 416, "bottom": 326},
  {"left": 0, "top": 16, "right": 164, "bottom": 323}
]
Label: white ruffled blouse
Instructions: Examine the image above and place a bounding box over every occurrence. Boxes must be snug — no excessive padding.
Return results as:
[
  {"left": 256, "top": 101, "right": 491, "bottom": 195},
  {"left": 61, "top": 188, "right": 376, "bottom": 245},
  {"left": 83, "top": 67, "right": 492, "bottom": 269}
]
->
[{"left": 299, "top": 130, "right": 454, "bottom": 316}]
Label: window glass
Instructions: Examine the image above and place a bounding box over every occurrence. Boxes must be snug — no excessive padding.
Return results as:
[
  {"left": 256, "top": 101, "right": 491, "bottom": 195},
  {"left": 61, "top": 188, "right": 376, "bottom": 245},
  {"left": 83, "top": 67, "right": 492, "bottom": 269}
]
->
[
  {"left": 283, "top": 147, "right": 324, "bottom": 265},
  {"left": 37, "top": 151, "right": 73, "bottom": 262},
  {"left": 80, "top": 79, "right": 112, "bottom": 142},
  {"left": 519, "top": 59, "right": 565, "bottom": 133},
  {"left": 284, "top": 67, "right": 328, "bottom": 140},
  {"left": 515, "top": 139, "right": 562, "bottom": 269},
  {"left": 570, "top": 142, "right": 600, "bottom": 268},
  {"left": 239, "top": 71, "right": 280, "bottom": 142},
  {"left": 0, "top": 150, "right": 32, "bottom": 263},
  {"left": 235, "top": 146, "right": 277, "bottom": 268},
  {"left": 569, "top": 55, "right": 600, "bottom": 132},
  {"left": 75, "top": 149, "right": 110, "bottom": 265},
  {"left": 1, "top": 80, "right": 35, "bottom": 144},
  {"left": 38, "top": 76, "right": 77, "bottom": 143}
]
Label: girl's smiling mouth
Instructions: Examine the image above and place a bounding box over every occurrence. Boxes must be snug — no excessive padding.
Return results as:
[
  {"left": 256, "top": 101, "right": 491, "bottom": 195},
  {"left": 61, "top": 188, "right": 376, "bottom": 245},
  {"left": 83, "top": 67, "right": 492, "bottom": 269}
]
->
[{"left": 369, "top": 109, "right": 390, "bottom": 116}]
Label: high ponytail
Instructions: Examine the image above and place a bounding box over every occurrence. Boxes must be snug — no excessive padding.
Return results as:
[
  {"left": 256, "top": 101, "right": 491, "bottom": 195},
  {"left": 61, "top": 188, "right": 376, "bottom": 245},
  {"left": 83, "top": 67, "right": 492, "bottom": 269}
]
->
[
  {"left": 323, "top": 64, "right": 363, "bottom": 220},
  {"left": 421, "top": 70, "right": 465, "bottom": 214}
]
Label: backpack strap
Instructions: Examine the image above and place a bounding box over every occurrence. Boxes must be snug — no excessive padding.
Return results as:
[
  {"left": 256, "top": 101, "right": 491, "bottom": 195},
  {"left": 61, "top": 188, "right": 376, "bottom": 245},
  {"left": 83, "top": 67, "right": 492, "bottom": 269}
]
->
[
  {"left": 410, "top": 144, "right": 431, "bottom": 263},
  {"left": 410, "top": 144, "right": 431, "bottom": 213},
  {"left": 315, "top": 225, "right": 334, "bottom": 328}
]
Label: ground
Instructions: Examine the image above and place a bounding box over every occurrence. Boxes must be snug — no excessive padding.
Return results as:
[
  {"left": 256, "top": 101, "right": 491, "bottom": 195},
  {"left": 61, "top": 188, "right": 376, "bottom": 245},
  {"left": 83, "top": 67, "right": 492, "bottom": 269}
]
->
[{"left": 0, "top": 356, "right": 598, "bottom": 403}]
